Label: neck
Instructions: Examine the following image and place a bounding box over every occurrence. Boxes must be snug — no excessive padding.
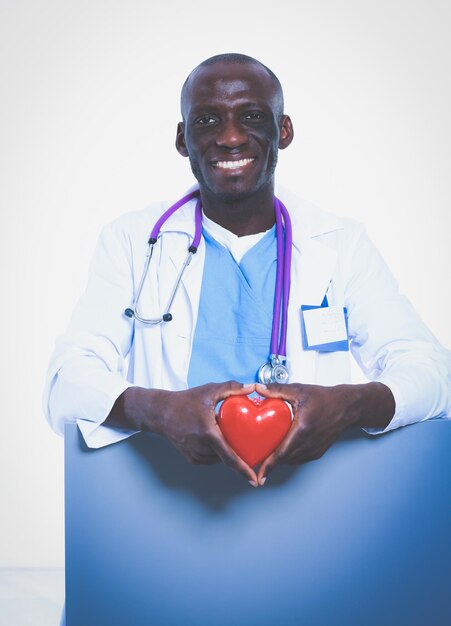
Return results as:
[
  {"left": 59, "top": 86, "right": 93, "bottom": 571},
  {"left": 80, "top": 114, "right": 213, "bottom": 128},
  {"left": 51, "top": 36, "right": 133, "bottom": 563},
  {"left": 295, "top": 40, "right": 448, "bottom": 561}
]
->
[{"left": 199, "top": 182, "right": 276, "bottom": 237}]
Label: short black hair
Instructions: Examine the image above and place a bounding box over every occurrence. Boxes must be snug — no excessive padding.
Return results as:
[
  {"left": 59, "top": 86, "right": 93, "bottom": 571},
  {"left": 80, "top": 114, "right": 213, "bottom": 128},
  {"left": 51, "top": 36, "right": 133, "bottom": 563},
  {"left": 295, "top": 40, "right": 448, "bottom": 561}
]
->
[{"left": 181, "top": 53, "right": 284, "bottom": 118}]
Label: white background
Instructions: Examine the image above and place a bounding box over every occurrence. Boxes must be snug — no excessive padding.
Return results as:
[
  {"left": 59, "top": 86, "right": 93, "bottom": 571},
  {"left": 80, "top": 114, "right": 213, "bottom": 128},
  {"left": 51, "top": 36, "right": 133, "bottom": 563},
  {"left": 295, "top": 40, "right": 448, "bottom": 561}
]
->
[{"left": 1, "top": 0, "right": 449, "bottom": 567}]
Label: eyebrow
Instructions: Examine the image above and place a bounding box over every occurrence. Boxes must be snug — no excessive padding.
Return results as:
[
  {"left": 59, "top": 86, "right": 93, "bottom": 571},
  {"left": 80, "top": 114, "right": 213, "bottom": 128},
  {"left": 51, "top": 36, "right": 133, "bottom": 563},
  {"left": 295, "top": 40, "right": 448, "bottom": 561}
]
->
[{"left": 190, "top": 99, "right": 270, "bottom": 112}]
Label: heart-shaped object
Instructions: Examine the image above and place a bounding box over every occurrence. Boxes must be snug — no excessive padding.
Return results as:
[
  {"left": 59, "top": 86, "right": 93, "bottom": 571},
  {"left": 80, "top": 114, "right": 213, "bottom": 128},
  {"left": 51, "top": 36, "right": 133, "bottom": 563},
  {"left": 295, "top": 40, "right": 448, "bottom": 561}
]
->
[{"left": 217, "top": 396, "right": 292, "bottom": 467}]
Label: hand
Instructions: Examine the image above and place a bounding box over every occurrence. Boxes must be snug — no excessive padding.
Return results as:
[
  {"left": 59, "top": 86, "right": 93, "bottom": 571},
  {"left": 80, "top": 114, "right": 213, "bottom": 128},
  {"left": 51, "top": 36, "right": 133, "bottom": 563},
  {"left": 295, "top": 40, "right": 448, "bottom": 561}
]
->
[
  {"left": 108, "top": 382, "right": 259, "bottom": 486},
  {"left": 255, "top": 381, "right": 395, "bottom": 485}
]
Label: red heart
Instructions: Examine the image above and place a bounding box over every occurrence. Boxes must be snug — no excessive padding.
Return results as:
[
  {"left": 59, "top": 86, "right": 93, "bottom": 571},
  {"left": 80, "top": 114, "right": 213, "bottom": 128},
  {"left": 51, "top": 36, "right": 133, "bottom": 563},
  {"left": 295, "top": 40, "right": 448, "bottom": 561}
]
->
[{"left": 217, "top": 396, "right": 292, "bottom": 467}]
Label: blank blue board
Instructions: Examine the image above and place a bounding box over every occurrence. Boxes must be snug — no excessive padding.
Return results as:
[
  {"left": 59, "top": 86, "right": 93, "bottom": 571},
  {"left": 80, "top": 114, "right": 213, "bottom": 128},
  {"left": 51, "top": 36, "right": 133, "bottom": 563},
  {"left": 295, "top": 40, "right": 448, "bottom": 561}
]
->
[{"left": 65, "top": 420, "right": 451, "bottom": 626}]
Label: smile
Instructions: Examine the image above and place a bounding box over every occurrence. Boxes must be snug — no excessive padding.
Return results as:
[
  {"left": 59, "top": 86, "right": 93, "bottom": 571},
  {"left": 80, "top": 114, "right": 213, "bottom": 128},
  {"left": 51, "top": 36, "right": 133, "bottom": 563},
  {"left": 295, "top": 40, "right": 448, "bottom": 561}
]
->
[{"left": 212, "top": 158, "right": 255, "bottom": 170}]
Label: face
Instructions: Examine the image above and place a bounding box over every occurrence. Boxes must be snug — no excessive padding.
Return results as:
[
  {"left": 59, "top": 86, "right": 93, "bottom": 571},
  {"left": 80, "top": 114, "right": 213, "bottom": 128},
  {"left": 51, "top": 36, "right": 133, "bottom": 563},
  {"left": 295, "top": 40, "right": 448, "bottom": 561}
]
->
[{"left": 176, "top": 62, "right": 293, "bottom": 202}]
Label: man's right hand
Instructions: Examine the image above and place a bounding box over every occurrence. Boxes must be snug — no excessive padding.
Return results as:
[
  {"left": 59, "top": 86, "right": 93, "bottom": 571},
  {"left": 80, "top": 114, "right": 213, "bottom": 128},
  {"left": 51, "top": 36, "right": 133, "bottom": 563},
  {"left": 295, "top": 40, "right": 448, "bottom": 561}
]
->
[{"left": 106, "top": 382, "right": 259, "bottom": 486}]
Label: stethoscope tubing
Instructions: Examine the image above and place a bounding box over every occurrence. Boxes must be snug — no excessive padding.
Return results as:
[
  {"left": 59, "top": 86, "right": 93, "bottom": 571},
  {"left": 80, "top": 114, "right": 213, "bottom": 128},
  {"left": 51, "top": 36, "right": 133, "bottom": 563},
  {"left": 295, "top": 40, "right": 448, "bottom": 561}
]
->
[
  {"left": 270, "top": 197, "right": 292, "bottom": 359},
  {"left": 126, "top": 192, "right": 202, "bottom": 325},
  {"left": 125, "top": 190, "right": 293, "bottom": 376},
  {"left": 149, "top": 190, "right": 201, "bottom": 245},
  {"left": 279, "top": 198, "right": 292, "bottom": 358}
]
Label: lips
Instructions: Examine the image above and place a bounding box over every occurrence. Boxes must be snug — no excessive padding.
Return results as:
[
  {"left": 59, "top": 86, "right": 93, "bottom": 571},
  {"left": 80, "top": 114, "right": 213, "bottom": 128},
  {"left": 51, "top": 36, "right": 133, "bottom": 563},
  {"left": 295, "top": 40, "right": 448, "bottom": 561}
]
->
[{"left": 212, "top": 158, "right": 255, "bottom": 170}]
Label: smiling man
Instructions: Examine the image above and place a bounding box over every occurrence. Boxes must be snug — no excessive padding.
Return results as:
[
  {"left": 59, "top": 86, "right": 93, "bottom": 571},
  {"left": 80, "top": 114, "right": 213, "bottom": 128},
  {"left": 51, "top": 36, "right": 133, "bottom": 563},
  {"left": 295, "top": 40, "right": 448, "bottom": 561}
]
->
[
  {"left": 44, "top": 53, "right": 451, "bottom": 489},
  {"left": 176, "top": 58, "right": 289, "bottom": 230}
]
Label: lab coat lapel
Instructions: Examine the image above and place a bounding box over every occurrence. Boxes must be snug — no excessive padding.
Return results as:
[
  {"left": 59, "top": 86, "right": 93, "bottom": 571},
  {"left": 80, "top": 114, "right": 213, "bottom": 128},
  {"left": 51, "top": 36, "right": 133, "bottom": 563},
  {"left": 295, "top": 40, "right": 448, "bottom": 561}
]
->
[
  {"left": 167, "top": 236, "right": 205, "bottom": 335},
  {"left": 158, "top": 200, "right": 205, "bottom": 388},
  {"left": 282, "top": 178, "right": 342, "bottom": 385},
  {"left": 287, "top": 238, "right": 338, "bottom": 384},
  {"left": 296, "top": 236, "right": 337, "bottom": 304},
  {"left": 162, "top": 205, "right": 205, "bottom": 333}
]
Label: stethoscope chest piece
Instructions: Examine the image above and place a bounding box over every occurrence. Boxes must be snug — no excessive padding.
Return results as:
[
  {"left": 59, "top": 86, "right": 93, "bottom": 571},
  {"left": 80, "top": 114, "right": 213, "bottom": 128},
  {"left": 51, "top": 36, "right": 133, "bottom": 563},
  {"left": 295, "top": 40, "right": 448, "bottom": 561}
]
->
[{"left": 258, "top": 357, "right": 289, "bottom": 385}]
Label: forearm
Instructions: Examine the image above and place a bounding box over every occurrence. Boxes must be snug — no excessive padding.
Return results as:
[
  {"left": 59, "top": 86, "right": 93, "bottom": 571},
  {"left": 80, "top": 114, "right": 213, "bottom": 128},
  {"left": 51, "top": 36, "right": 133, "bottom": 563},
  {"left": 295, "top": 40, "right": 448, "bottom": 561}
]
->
[
  {"left": 341, "top": 382, "right": 395, "bottom": 430},
  {"left": 105, "top": 386, "right": 171, "bottom": 433},
  {"left": 106, "top": 382, "right": 259, "bottom": 484},
  {"left": 255, "top": 380, "right": 396, "bottom": 481}
]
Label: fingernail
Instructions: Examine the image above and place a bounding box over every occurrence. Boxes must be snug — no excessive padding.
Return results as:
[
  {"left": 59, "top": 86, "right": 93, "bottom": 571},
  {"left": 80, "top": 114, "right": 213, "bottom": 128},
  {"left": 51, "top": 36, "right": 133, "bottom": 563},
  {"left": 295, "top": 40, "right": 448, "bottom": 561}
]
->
[
  {"left": 248, "top": 480, "right": 258, "bottom": 488},
  {"left": 259, "top": 477, "right": 267, "bottom": 486},
  {"left": 242, "top": 383, "right": 254, "bottom": 390},
  {"left": 257, "top": 383, "right": 267, "bottom": 389}
]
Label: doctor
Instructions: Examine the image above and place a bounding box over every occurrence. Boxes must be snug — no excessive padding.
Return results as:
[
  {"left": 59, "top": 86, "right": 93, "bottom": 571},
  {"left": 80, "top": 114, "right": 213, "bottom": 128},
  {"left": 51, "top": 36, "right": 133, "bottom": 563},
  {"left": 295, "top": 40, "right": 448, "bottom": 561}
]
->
[{"left": 44, "top": 53, "right": 451, "bottom": 488}]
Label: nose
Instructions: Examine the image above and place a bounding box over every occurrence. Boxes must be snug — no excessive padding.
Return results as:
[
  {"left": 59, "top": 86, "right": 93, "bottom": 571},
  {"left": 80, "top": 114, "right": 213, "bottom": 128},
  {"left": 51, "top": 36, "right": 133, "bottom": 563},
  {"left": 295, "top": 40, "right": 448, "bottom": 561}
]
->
[{"left": 215, "top": 118, "right": 248, "bottom": 150}]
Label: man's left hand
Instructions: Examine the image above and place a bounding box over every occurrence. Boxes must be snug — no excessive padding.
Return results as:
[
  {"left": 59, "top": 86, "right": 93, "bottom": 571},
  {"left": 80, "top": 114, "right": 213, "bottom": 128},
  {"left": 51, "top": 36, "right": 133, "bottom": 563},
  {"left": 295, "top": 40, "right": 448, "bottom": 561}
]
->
[{"left": 255, "top": 381, "right": 395, "bottom": 485}]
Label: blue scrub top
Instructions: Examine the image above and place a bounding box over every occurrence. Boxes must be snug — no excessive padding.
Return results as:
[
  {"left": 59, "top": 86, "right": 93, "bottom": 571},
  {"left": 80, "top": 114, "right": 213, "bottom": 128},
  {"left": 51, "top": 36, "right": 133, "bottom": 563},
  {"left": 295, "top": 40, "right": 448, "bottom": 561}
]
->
[{"left": 188, "top": 227, "right": 277, "bottom": 387}]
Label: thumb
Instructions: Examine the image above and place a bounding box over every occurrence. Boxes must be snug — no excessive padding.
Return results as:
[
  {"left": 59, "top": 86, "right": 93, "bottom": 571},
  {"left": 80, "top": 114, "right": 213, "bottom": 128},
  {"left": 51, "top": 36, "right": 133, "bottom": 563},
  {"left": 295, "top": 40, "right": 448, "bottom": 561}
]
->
[
  {"left": 255, "top": 382, "right": 290, "bottom": 399},
  {"left": 217, "top": 381, "right": 255, "bottom": 402}
]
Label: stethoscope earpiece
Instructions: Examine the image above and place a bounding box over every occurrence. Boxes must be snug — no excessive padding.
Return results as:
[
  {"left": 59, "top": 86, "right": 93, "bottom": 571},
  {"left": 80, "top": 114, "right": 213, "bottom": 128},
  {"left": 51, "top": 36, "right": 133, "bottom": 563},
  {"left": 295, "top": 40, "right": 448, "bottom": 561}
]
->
[
  {"left": 124, "top": 308, "right": 173, "bottom": 323},
  {"left": 124, "top": 190, "right": 202, "bottom": 327}
]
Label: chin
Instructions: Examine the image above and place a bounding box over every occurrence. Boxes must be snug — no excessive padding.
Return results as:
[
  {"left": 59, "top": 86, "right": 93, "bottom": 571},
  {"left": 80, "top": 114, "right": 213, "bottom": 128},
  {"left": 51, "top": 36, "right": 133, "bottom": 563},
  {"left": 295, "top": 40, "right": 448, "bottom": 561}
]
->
[
  {"left": 194, "top": 173, "right": 273, "bottom": 204},
  {"left": 208, "top": 184, "right": 262, "bottom": 204}
]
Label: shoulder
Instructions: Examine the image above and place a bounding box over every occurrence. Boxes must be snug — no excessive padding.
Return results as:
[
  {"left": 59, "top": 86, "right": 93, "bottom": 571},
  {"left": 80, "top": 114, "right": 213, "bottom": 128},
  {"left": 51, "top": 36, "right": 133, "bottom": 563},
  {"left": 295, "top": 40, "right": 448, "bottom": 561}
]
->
[
  {"left": 276, "top": 185, "right": 366, "bottom": 247},
  {"left": 99, "top": 185, "right": 200, "bottom": 247},
  {"left": 100, "top": 200, "right": 170, "bottom": 242}
]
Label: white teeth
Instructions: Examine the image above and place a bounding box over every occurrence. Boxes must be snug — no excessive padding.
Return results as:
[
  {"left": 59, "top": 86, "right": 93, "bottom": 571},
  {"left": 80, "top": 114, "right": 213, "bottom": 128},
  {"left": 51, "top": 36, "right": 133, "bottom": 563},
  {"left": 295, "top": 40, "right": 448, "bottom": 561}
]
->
[{"left": 215, "top": 158, "right": 254, "bottom": 169}]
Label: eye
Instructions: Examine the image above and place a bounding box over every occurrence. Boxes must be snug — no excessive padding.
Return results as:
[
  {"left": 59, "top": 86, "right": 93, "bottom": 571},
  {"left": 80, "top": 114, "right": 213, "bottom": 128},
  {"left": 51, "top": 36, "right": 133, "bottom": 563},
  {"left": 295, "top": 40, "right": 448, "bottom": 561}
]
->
[
  {"left": 195, "top": 115, "right": 219, "bottom": 126},
  {"left": 243, "top": 112, "right": 264, "bottom": 122}
]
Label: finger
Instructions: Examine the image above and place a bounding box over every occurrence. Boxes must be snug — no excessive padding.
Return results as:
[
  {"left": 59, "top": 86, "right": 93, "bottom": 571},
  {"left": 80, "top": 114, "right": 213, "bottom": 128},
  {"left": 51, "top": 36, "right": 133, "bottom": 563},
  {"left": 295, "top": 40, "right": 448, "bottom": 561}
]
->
[
  {"left": 284, "top": 439, "right": 332, "bottom": 465},
  {"left": 257, "top": 419, "right": 301, "bottom": 484},
  {"left": 257, "top": 450, "right": 279, "bottom": 484},
  {"left": 255, "top": 382, "right": 285, "bottom": 398},
  {"left": 209, "top": 427, "right": 259, "bottom": 486},
  {"left": 174, "top": 436, "right": 221, "bottom": 466},
  {"left": 255, "top": 384, "right": 307, "bottom": 422},
  {"left": 257, "top": 436, "right": 291, "bottom": 484},
  {"left": 255, "top": 382, "right": 301, "bottom": 403},
  {"left": 190, "top": 453, "right": 221, "bottom": 466},
  {"left": 188, "top": 445, "right": 222, "bottom": 465},
  {"left": 216, "top": 381, "right": 255, "bottom": 402}
]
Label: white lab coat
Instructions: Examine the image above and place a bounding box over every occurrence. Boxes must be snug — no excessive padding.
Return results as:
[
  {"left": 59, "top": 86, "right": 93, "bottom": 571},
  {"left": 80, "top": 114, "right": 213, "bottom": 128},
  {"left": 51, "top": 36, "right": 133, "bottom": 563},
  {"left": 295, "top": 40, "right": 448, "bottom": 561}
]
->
[{"left": 43, "top": 186, "right": 451, "bottom": 448}]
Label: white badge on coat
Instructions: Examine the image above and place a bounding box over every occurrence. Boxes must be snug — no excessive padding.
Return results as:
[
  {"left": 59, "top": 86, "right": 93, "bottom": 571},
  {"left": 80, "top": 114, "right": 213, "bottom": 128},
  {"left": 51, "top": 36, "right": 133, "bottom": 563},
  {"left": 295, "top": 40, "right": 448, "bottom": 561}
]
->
[{"left": 300, "top": 304, "right": 349, "bottom": 352}]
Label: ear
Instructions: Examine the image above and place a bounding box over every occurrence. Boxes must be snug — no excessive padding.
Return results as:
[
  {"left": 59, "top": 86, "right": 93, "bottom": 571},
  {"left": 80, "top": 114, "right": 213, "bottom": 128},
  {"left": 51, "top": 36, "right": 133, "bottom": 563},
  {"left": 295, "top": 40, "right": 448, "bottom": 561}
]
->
[
  {"left": 175, "top": 122, "right": 189, "bottom": 157},
  {"left": 278, "top": 115, "right": 294, "bottom": 150}
]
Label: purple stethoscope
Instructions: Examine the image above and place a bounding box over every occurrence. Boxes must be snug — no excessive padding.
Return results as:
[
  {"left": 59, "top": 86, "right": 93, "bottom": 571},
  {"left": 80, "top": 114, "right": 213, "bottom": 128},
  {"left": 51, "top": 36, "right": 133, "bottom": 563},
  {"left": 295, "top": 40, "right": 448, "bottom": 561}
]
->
[{"left": 124, "top": 189, "right": 292, "bottom": 384}]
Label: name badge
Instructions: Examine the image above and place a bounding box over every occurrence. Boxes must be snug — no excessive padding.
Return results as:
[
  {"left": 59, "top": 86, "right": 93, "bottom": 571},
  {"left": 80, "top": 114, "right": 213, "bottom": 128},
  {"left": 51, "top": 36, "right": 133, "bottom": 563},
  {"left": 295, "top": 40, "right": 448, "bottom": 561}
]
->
[{"left": 300, "top": 305, "right": 349, "bottom": 352}]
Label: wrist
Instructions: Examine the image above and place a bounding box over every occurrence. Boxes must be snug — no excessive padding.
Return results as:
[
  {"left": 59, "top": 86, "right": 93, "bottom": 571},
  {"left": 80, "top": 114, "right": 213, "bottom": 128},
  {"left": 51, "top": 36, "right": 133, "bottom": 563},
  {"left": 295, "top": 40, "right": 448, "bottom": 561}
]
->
[
  {"left": 106, "top": 386, "right": 171, "bottom": 432},
  {"left": 348, "top": 382, "right": 396, "bottom": 430}
]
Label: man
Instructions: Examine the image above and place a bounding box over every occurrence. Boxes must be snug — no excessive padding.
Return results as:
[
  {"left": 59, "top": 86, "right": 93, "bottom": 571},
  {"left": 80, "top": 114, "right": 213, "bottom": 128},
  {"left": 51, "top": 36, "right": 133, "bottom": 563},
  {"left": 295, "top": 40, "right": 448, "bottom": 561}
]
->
[{"left": 44, "top": 53, "right": 451, "bottom": 489}]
